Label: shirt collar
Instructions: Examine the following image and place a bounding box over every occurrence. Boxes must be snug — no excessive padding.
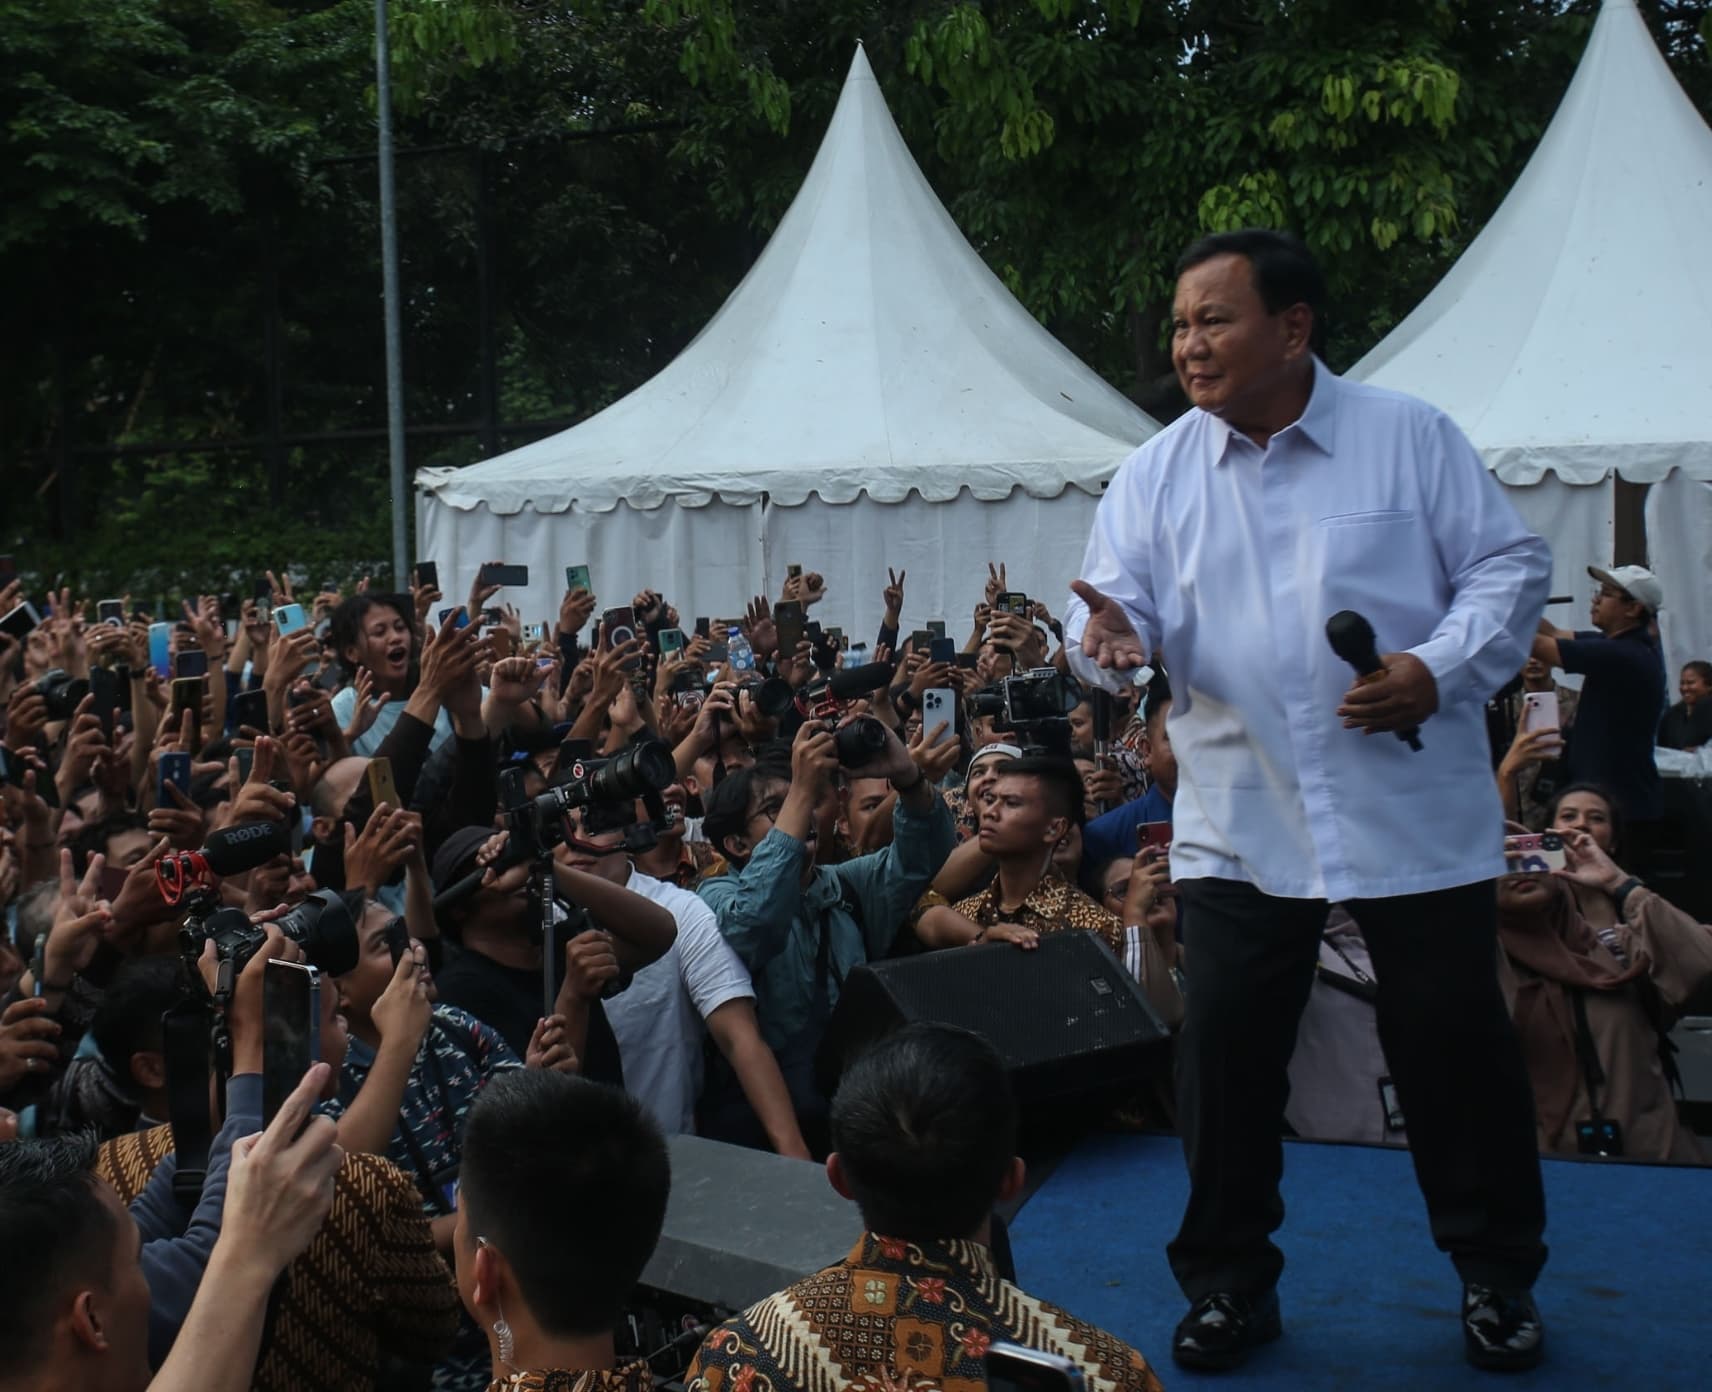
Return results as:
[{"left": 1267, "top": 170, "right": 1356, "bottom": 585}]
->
[
  {"left": 849, "top": 1232, "right": 1000, "bottom": 1286},
  {"left": 971, "top": 870, "right": 1068, "bottom": 924},
  {"left": 1205, "top": 354, "right": 1337, "bottom": 465}
]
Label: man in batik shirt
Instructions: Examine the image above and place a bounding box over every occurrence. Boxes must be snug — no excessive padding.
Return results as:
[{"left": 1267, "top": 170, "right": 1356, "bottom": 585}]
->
[{"left": 685, "top": 1025, "right": 1163, "bottom": 1392}]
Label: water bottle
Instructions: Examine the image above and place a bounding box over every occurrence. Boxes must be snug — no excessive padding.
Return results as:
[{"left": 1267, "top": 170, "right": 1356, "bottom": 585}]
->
[{"left": 729, "top": 633, "right": 755, "bottom": 673}]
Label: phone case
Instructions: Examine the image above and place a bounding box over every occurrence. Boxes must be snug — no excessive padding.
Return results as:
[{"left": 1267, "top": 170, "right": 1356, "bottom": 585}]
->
[
  {"left": 566, "top": 565, "right": 592, "bottom": 593},
  {"left": 921, "top": 688, "right": 957, "bottom": 743}
]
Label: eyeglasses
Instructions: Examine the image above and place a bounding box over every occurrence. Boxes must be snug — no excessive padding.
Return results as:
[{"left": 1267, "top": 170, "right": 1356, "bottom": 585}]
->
[{"left": 1103, "top": 878, "right": 1130, "bottom": 902}]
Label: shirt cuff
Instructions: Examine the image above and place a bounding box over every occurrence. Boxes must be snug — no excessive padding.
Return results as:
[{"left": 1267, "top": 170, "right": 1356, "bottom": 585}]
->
[{"left": 1406, "top": 635, "right": 1473, "bottom": 711}]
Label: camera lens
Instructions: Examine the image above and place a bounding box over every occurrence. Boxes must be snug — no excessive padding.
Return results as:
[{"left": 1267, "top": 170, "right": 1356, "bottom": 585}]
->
[
  {"left": 35, "top": 669, "right": 90, "bottom": 722},
  {"left": 271, "top": 889, "right": 361, "bottom": 977},
  {"left": 587, "top": 742, "right": 676, "bottom": 802},
  {"left": 833, "top": 716, "right": 889, "bottom": 768},
  {"left": 756, "top": 677, "right": 795, "bottom": 720}
]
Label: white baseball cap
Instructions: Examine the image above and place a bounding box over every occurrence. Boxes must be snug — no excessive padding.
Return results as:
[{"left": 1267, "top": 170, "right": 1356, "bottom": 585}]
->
[{"left": 1587, "top": 564, "right": 1664, "bottom": 614}]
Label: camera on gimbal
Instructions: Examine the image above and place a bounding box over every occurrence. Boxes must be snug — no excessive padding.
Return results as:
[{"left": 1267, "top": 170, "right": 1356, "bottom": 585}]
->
[
  {"left": 510, "top": 739, "right": 679, "bottom": 857},
  {"left": 968, "top": 667, "right": 1081, "bottom": 753}
]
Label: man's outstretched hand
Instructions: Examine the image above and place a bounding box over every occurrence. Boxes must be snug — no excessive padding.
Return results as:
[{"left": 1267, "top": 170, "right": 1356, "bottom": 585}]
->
[{"left": 1070, "top": 581, "right": 1145, "bottom": 671}]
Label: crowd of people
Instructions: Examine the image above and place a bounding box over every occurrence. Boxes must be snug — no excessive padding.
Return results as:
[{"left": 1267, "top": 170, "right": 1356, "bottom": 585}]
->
[
  {"left": 0, "top": 548, "right": 1704, "bottom": 1388},
  {"left": 3, "top": 233, "right": 1710, "bottom": 1390}
]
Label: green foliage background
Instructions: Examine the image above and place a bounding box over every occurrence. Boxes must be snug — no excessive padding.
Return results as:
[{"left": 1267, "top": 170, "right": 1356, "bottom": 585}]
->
[{"left": 1, "top": 0, "right": 1708, "bottom": 599}]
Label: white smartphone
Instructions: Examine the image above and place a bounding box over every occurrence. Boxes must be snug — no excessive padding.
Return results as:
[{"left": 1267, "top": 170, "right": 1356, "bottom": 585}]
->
[
  {"left": 921, "top": 687, "right": 957, "bottom": 745},
  {"left": 1519, "top": 690, "right": 1562, "bottom": 754}
]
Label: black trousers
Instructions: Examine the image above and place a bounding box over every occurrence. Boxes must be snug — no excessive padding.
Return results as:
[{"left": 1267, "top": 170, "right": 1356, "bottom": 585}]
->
[{"left": 1167, "top": 877, "right": 1548, "bottom": 1301}]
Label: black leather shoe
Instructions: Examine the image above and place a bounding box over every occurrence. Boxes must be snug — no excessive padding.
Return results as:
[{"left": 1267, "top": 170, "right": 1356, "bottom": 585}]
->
[
  {"left": 1171, "top": 1290, "right": 1283, "bottom": 1370},
  {"left": 1462, "top": 1284, "right": 1544, "bottom": 1371}
]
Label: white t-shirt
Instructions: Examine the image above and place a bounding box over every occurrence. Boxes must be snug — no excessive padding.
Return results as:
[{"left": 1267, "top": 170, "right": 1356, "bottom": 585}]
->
[{"left": 602, "top": 868, "right": 754, "bottom": 1136}]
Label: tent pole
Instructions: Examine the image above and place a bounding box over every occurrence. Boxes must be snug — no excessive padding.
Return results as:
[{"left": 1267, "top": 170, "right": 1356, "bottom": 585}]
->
[{"left": 375, "top": 0, "right": 409, "bottom": 588}]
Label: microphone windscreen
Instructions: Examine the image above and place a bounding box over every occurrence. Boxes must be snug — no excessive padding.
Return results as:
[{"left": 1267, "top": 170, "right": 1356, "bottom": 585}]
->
[
  {"left": 827, "top": 663, "right": 897, "bottom": 699},
  {"left": 1325, "top": 610, "right": 1381, "bottom": 671},
  {"left": 200, "top": 819, "right": 291, "bottom": 877}
]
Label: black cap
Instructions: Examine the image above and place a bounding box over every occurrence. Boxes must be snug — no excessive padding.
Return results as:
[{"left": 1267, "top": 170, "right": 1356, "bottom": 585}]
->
[{"left": 432, "top": 824, "right": 495, "bottom": 894}]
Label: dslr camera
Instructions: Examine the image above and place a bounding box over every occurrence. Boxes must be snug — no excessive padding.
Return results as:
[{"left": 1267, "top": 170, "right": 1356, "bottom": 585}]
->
[
  {"left": 182, "top": 888, "right": 362, "bottom": 980},
  {"left": 968, "top": 667, "right": 1080, "bottom": 752},
  {"left": 34, "top": 668, "right": 90, "bottom": 722}
]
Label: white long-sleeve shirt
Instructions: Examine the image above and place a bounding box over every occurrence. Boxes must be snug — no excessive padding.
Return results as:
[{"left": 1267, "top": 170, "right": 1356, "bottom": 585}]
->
[{"left": 1064, "top": 359, "right": 1550, "bottom": 900}]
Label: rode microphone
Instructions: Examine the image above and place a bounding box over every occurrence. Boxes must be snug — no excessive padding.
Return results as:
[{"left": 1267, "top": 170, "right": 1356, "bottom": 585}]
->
[
  {"left": 158, "top": 820, "right": 293, "bottom": 905},
  {"left": 1325, "top": 610, "right": 1423, "bottom": 752}
]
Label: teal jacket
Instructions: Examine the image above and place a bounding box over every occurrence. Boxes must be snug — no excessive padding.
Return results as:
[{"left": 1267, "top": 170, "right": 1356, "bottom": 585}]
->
[{"left": 698, "top": 794, "right": 955, "bottom": 1052}]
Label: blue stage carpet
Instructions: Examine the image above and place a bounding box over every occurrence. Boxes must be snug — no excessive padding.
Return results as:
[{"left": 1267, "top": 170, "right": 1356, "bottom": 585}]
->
[{"left": 1010, "top": 1132, "right": 1711, "bottom": 1390}]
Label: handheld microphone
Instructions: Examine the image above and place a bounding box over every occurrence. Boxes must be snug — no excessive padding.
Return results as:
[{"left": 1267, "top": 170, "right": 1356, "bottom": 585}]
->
[{"left": 1325, "top": 610, "right": 1423, "bottom": 753}]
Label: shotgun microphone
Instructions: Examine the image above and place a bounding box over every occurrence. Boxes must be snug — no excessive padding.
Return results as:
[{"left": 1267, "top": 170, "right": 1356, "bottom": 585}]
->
[{"left": 1325, "top": 610, "right": 1423, "bottom": 752}]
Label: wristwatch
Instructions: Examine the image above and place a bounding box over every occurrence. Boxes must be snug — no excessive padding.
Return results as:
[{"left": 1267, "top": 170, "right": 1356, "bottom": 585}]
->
[{"left": 1611, "top": 876, "right": 1644, "bottom": 917}]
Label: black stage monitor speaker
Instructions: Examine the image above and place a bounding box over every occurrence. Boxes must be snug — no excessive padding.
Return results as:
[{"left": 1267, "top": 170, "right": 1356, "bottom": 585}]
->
[{"left": 815, "top": 931, "right": 1170, "bottom": 1103}]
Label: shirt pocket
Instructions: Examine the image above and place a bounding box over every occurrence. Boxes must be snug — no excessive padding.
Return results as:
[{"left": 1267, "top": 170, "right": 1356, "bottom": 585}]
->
[{"left": 1318, "top": 509, "right": 1416, "bottom": 528}]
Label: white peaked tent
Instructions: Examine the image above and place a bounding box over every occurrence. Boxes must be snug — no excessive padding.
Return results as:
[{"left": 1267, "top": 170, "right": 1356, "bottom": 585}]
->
[
  {"left": 1352, "top": 0, "right": 1712, "bottom": 679},
  {"left": 417, "top": 45, "right": 1158, "bottom": 639}
]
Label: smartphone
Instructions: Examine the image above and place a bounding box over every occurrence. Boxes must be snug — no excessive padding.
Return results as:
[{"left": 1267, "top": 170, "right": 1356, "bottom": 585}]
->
[
  {"left": 231, "top": 689, "right": 269, "bottom": 734},
  {"left": 480, "top": 563, "right": 530, "bottom": 588},
  {"left": 921, "top": 688, "right": 958, "bottom": 745},
  {"left": 170, "top": 676, "right": 206, "bottom": 729},
  {"left": 383, "top": 916, "right": 411, "bottom": 968},
  {"left": 925, "top": 619, "right": 946, "bottom": 640},
  {"left": 565, "top": 564, "right": 592, "bottom": 594},
  {"left": 603, "top": 606, "right": 639, "bottom": 647},
  {"left": 658, "top": 627, "right": 686, "bottom": 657},
  {"left": 954, "top": 651, "right": 979, "bottom": 670},
  {"left": 996, "top": 591, "right": 1031, "bottom": 617},
  {"left": 262, "top": 961, "right": 321, "bottom": 1128},
  {"left": 96, "top": 598, "right": 125, "bottom": 626},
  {"left": 97, "top": 862, "right": 131, "bottom": 903},
  {"left": 1, "top": 602, "right": 42, "bottom": 641},
  {"left": 909, "top": 629, "right": 935, "bottom": 653},
  {"left": 523, "top": 622, "right": 546, "bottom": 644},
  {"left": 930, "top": 636, "right": 957, "bottom": 665},
  {"left": 157, "top": 750, "right": 192, "bottom": 806},
  {"left": 694, "top": 616, "right": 710, "bottom": 639},
  {"left": 787, "top": 562, "right": 803, "bottom": 580},
  {"left": 1504, "top": 831, "right": 1566, "bottom": 874},
  {"left": 235, "top": 745, "right": 255, "bottom": 785},
  {"left": 273, "top": 602, "right": 320, "bottom": 674},
  {"left": 415, "top": 560, "right": 438, "bottom": 590},
  {"left": 1520, "top": 690, "right": 1562, "bottom": 754},
  {"left": 775, "top": 601, "right": 806, "bottom": 655},
  {"left": 173, "top": 648, "right": 208, "bottom": 680},
  {"left": 252, "top": 575, "right": 273, "bottom": 605},
  {"left": 827, "top": 626, "right": 845, "bottom": 648},
  {"left": 705, "top": 638, "right": 729, "bottom": 666},
  {"left": 1138, "top": 820, "right": 1174, "bottom": 852},
  {"left": 366, "top": 755, "right": 401, "bottom": 810},
  {"left": 985, "top": 1342, "right": 1087, "bottom": 1392},
  {"left": 90, "top": 666, "right": 122, "bottom": 741}
]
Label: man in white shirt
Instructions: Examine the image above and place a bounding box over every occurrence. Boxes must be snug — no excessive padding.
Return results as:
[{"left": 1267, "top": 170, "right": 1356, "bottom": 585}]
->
[
  {"left": 1065, "top": 231, "right": 1551, "bottom": 1374},
  {"left": 556, "top": 804, "right": 810, "bottom": 1160}
]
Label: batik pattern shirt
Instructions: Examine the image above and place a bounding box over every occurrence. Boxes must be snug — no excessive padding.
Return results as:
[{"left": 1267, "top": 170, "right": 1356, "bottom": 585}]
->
[
  {"left": 952, "top": 873, "right": 1126, "bottom": 957},
  {"left": 321, "top": 1004, "right": 521, "bottom": 1392},
  {"left": 486, "top": 1363, "right": 654, "bottom": 1392},
  {"left": 685, "top": 1234, "right": 1162, "bottom": 1392}
]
